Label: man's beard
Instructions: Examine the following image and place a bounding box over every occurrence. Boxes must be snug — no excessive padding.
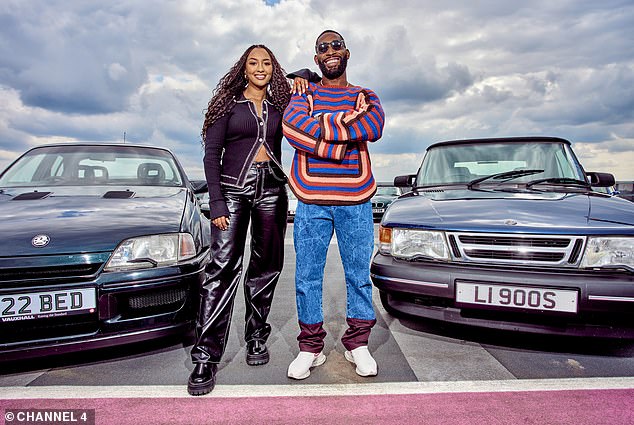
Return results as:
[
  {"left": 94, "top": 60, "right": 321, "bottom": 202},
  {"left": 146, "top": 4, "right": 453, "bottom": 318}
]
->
[{"left": 317, "top": 55, "right": 348, "bottom": 79}]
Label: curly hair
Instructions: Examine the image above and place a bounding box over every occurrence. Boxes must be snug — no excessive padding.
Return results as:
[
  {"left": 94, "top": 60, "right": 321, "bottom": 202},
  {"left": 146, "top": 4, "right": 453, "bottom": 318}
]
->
[{"left": 201, "top": 44, "right": 291, "bottom": 141}]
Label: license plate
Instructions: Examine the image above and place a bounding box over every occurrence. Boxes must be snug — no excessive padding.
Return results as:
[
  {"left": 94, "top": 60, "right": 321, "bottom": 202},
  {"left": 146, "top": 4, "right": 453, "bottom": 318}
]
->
[
  {"left": 373, "top": 208, "right": 385, "bottom": 213},
  {"left": 0, "top": 288, "right": 96, "bottom": 322},
  {"left": 455, "top": 282, "right": 578, "bottom": 313}
]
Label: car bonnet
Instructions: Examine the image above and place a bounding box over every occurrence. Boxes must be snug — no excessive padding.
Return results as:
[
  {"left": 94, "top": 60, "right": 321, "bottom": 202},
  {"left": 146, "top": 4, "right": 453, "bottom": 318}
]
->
[
  {"left": 0, "top": 187, "right": 188, "bottom": 256},
  {"left": 382, "top": 190, "right": 633, "bottom": 233}
]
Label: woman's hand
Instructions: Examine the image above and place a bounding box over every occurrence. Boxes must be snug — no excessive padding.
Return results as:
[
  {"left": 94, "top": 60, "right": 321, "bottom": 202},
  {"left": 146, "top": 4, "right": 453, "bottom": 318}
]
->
[
  {"left": 212, "top": 216, "right": 230, "bottom": 231},
  {"left": 290, "top": 77, "right": 309, "bottom": 95}
]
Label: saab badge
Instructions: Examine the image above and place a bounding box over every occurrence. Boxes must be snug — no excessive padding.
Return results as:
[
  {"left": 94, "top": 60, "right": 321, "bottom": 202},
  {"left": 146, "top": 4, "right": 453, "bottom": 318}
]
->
[{"left": 32, "top": 234, "right": 51, "bottom": 247}]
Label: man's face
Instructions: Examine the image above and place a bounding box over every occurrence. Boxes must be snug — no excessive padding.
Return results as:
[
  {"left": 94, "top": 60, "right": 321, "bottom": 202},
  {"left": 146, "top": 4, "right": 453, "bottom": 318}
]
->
[{"left": 314, "top": 32, "right": 349, "bottom": 79}]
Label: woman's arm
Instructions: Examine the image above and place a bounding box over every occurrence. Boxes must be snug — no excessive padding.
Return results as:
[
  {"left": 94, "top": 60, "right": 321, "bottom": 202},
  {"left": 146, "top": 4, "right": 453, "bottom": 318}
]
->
[
  {"left": 203, "top": 113, "right": 231, "bottom": 221},
  {"left": 287, "top": 68, "right": 321, "bottom": 95}
]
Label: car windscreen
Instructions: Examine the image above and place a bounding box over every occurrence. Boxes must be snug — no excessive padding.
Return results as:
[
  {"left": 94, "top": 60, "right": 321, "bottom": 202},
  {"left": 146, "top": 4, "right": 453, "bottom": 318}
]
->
[
  {"left": 375, "top": 186, "right": 400, "bottom": 196},
  {"left": 416, "top": 142, "right": 586, "bottom": 186},
  {"left": 0, "top": 145, "right": 184, "bottom": 187}
]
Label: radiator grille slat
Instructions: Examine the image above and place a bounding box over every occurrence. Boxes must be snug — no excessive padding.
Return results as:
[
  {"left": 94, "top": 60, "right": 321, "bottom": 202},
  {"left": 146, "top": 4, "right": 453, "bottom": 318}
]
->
[
  {"left": 458, "top": 235, "right": 570, "bottom": 248},
  {"left": 0, "top": 264, "right": 103, "bottom": 285}
]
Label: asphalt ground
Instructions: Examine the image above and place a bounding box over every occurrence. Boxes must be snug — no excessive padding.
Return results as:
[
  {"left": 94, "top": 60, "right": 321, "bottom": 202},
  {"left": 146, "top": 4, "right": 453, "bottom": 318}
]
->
[{"left": 2, "top": 224, "right": 634, "bottom": 424}]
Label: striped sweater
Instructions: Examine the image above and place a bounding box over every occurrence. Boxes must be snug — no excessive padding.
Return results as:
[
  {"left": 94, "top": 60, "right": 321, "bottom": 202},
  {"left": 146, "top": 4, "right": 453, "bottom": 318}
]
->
[{"left": 283, "top": 82, "right": 385, "bottom": 205}]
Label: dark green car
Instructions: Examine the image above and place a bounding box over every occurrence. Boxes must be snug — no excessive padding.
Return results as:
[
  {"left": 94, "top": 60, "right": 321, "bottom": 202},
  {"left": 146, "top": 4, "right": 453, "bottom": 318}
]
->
[{"left": 0, "top": 143, "right": 210, "bottom": 361}]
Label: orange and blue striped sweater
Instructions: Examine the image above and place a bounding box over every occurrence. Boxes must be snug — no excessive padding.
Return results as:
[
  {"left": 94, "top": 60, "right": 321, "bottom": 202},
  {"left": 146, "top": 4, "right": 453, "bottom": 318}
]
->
[{"left": 283, "top": 82, "right": 385, "bottom": 205}]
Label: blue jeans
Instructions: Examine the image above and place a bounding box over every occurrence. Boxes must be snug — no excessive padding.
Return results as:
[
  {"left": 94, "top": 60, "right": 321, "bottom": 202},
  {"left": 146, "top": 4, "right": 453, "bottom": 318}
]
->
[{"left": 294, "top": 200, "right": 376, "bottom": 325}]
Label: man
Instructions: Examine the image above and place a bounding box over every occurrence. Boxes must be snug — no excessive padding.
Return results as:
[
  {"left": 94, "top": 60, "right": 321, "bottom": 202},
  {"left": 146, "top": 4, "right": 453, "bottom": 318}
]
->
[{"left": 283, "top": 30, "right": 385, "bottom": 380}]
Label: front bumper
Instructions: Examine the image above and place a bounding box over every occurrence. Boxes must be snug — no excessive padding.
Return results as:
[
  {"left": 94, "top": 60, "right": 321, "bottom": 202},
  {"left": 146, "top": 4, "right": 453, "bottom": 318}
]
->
[
  {"left": 371, "top": 252, "right": 634, "bottom": 338},
  {"left": 0, "top": 249, "right": 208, "bottom": 361}
]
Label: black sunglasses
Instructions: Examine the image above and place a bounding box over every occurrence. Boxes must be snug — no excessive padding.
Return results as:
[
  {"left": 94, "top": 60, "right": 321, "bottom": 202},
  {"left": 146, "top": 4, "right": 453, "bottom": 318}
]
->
[{"left": 316, "top": 39, "right": 346, "bottom": 54}]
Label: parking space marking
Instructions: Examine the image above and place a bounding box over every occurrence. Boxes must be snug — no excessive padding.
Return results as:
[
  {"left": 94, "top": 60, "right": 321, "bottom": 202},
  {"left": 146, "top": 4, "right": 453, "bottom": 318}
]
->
[{"left": 2, "top": 377, "right": 634, "bottom": 399}]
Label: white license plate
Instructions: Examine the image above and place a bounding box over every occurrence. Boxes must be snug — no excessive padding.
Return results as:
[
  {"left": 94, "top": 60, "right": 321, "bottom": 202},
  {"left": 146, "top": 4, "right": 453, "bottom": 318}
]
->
[
  {"left": 0, "top": 288, "right": 96, "bottom": 322},
  {"left": 373, "top": 208, "right": 385, "bottom": 213},
  {"left": 455, "top": 282, "right": 578, "bottom": 313}
]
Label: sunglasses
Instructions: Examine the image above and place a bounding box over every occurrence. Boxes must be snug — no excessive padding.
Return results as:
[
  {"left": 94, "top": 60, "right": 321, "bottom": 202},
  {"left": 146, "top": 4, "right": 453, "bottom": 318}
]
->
[{"left": 316, "top": 39, "right": 346, "bottom": 54}]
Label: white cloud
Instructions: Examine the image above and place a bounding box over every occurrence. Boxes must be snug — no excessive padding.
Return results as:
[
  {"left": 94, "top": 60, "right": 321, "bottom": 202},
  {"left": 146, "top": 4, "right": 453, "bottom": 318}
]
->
[
  {"left": 108, "top": 63, "right": 128, "bottom": 81},
  {"left": 575, "top": 138, "right": 634, "bottom": 182}
]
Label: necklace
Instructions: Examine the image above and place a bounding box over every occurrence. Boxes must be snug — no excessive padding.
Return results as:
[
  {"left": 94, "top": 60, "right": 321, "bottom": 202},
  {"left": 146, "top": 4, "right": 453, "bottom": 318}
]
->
[{"left": 320, "top": 81, "right": 351, "bottom": 88}]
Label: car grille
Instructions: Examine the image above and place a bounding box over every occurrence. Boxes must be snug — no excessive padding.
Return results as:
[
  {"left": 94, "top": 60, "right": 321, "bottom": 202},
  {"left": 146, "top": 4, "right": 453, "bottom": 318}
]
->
[
  {"left": 447, "top": 232, "right": 586, "bottom": 266},
  {"left": 0, "top": 253, "right": 108, "bottom": 289},
  {"left": 111, "top": 284, "right": 192, "bottom": 320},
  {"left": 128, "top": 288, "right": 187, "bottom": 310},
  {"left": 373, "top": 202, "right": 385, "bottom": 208},
  {"left": 0, "top": 264, "right": 102, "bottom": 284}
]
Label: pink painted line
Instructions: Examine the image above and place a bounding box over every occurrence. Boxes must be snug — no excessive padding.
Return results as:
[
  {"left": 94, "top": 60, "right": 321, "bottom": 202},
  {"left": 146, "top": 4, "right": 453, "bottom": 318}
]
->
[{"left": 2, "top": 389, "right": 633, "bottom": 425}]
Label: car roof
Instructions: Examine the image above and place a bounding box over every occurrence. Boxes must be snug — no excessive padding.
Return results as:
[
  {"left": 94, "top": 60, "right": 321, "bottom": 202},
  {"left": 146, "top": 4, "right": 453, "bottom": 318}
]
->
[
  {"left": 24, "top": 142, "right": 175, "bottom": 155},
  {"left": 427, "top": 136, "right": 571, "bottom": 151}
]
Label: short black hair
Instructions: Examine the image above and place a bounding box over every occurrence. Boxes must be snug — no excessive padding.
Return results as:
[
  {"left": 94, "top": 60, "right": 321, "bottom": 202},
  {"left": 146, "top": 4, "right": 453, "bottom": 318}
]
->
[{"left": 315, "top": 30, "right": 345, "bottom": 45}]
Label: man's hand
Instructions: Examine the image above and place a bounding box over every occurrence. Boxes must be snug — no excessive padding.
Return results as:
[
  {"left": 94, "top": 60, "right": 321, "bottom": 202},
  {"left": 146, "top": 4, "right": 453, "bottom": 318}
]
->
[
  {"left": 342, "top": 91, "right": 372, "bottom": 125},
  {"left": 355, "top": 91, "right": 370, "bottom": 113}
]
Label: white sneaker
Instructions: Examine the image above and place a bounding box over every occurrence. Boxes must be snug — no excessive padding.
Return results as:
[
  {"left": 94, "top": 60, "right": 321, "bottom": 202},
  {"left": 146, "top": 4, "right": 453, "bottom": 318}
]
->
[
  {"left": 287, "top": 351, "right": 327, "bottom": 380},
  {"left": 344, "top": 346, "right": 378, "bottom": 377}
]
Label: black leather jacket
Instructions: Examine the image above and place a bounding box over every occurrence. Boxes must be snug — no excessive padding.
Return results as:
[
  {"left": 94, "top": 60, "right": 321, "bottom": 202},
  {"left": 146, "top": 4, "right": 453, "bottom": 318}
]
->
[{"left": 203, "top": 94, "right": 286, "bottom": 219}]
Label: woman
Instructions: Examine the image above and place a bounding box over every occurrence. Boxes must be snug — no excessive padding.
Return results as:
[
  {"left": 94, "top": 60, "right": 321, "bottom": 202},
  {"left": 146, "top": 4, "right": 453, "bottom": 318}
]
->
[{"left": 188, "top": 45, "right": 292, "bottom": 396}]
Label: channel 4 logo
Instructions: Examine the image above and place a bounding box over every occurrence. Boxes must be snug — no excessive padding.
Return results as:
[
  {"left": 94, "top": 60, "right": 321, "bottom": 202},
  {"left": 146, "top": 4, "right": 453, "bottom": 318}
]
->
[{"left": 4, "top": 409, "right": 95, "bottom": 425}]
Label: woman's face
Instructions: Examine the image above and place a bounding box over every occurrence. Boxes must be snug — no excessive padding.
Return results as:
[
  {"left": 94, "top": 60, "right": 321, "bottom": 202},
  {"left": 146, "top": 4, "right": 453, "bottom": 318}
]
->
[{"left": 245, "top": 47, "right": 272, "bottom": 90}]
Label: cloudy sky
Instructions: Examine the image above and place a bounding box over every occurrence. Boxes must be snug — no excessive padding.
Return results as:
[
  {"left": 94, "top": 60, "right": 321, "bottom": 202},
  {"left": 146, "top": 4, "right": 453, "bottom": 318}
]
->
[{"left": 1, "top": 0, "right": 633, "bottom": 182}]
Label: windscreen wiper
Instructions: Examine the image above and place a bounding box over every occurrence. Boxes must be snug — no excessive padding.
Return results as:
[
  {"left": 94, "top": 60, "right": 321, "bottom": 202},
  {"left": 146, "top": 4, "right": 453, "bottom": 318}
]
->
[
  {"left": 467, "top": 169, "right": 544, "bottom": 189},
  {"left": 525, "top": 177, "right": 590, "bottom": 189},
  {"left": 411, "top": 184, "right": 455, "bottom": 190}
]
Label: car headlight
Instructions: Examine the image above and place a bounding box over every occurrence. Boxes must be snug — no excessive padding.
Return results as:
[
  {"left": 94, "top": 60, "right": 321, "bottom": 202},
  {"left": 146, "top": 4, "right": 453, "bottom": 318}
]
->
[
  {"left": 580, "top": 237, "right": 634, "bottom": 270},
  {"left": 104, "top": 233, "right": 197, "bottom": 272},
  {"left": 379, "top": 226, "right": 449, "bottom": 260}
]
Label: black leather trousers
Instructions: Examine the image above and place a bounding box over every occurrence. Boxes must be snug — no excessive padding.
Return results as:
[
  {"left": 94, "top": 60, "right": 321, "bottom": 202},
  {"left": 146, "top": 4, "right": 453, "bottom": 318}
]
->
[{"left": 191, "top": 162, "right": 288, "bottom": 364}]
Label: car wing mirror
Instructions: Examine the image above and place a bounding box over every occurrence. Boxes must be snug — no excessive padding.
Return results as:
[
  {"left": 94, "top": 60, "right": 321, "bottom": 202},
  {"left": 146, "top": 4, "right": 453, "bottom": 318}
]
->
[
  {"left": 190, "top": 180, "right": 208, "bottom": 194},
  {"left": 587, "top": 172, "right": 615, "bottom": 187},
  {"left": 394, "top": 174, "right": 416, "bottom": 187}
]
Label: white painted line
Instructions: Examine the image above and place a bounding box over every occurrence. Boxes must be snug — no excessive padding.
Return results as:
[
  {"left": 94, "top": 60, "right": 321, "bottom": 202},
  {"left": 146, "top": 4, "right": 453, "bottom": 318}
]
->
[{"left": 1, "top": 377, "right": 633, "bottom": 399}]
